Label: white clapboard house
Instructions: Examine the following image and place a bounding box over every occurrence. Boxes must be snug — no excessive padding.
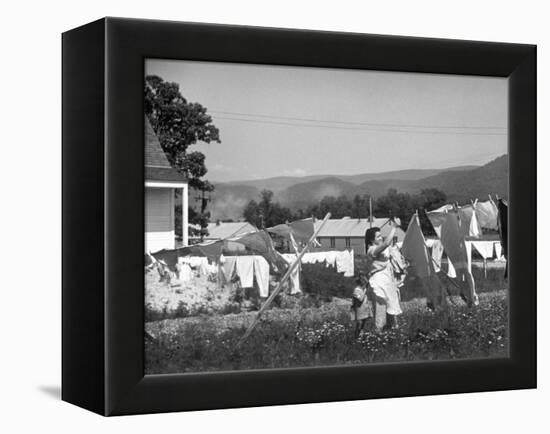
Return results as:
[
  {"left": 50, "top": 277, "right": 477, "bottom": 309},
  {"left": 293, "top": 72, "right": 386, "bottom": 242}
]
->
[{"left": 145, "top": 117, "right": 188, "bottom": 253}]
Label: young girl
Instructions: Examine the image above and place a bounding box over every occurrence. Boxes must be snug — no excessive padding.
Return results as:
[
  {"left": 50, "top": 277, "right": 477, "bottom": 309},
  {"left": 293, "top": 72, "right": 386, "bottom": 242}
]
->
[
  {"left": 350, "top": 275, "right": 373, "bottom": 337},
  {"left": 365, "top": 220, "right": 403, "bottom": 330}
]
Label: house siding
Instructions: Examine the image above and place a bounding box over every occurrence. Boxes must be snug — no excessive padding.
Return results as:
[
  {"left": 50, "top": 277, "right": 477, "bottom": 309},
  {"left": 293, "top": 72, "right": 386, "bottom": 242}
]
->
[
  {"left": 317, "top": 236, "right": 366, "bottom": 255},
  {"left": 145, "top": 188, "right": 175, "bottom": 252}
]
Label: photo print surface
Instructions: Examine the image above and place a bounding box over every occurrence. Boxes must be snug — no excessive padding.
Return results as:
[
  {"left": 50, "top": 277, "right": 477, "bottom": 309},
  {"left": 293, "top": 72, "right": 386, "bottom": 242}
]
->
[{"left": 144, "top": 59, "right": 508, "bottom": 375}]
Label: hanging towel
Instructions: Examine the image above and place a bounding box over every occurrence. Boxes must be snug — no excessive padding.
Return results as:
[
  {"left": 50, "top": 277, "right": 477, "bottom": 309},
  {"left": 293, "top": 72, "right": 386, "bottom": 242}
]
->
[
  {"left": 471, "top": 241, "right": 495, "bottom": 259},
  {"left": 236, "top": 256, "right": 255, "bottom": 288},
  {"left": 475, "top": 200, "right": 499, "bottom": 230},
  {"left": 253, "top": 256, "right": 270, "bottom": 297},
  {"left": 335, "top": 250, "right": 354, "bottom": 276},
  {"left": 222, "top": 256, "right": 237, "bottom": 282}
]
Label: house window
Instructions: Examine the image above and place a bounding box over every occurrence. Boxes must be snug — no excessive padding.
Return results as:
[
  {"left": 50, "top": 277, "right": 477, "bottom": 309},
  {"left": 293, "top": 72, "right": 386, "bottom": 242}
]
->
[
  {"left": 330, "top": 237, "right": 335, "bottom": 248},
  {"left": 345, "top": 237, "right": 351, "bottom": 248}
]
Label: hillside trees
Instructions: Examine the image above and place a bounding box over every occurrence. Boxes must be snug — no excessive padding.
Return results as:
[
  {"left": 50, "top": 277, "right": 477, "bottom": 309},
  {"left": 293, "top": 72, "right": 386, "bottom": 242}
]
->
[{"left": 242, "top": 188, "right": 447, "bottom": 230}]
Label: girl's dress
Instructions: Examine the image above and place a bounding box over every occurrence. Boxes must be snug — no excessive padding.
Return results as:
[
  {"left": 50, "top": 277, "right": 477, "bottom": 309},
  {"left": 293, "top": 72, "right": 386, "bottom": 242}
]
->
[{"left": 350, "top": 286, "right": 373, "bottom": 321}]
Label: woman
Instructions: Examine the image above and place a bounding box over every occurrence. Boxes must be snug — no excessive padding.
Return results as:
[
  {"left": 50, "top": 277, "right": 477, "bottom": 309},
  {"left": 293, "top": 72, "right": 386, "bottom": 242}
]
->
[
  {"left": 365, "top": 220, "right": 403, "bottom": 330},
  {"left": 350, "top": 275, "right": 373, "bottom": 337}
]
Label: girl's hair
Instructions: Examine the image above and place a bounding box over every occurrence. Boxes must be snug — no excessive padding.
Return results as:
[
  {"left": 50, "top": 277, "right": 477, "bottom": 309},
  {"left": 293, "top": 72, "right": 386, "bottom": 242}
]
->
[{"left": 364, "top": 227, "right": 381, "bottom": 247}]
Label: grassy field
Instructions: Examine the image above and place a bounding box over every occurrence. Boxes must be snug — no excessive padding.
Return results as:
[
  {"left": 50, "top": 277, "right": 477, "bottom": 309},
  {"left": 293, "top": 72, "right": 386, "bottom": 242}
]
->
[{"left": 145, "top": 290, "right": 508, "bottom": 374}]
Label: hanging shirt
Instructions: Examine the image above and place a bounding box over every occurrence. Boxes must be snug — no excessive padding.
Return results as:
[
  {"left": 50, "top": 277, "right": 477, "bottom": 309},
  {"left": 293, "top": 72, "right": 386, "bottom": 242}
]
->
[{"left": 253, "top": 256, "right": 270, "bottom": 297}]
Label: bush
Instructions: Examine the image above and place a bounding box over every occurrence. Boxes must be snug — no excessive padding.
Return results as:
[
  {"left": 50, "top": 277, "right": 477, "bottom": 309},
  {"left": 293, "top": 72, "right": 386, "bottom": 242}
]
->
[
  {"left": 145, "top": 292, "right": 508, "bottom": 374},
  {"left": 300, "top": 262, "right": 355, "bottom": 301}
]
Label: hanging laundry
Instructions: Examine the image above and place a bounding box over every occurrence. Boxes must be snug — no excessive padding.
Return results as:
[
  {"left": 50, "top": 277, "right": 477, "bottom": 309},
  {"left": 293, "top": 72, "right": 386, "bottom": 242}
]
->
[
  {"left": 231, "top": 230, "right": 288, "bottom": 273},
  {"left": 431, "top": 240, "right": 444, "bottom": 272},
  {"left": 471, "top": 241, "right": 495, "bottom": 259},
  {"left": 289, "top": 218, "right": 315, "bottom": 244},
  {"left": 426, "top": 211, "right": 447, "bottom": 238},
  {"left": 222, "top": 256, "right": 237, "bottom": 282},
  {"left": 458, "top": 205, "right": 482, "bottom": 238},
  {"left": 176, "top": 262, "right": 193, "bottom": 283},
  {"left": 197, "top": 240, "right": 223, "bottom": 263},
  {"left": 465, "top": 241, "right": 473, "bottom": 273},
  {"left": 236, "top": 256, "right": 255, "bottom": 288},
  {"left": 495, "top": 241, "right": 504, "bottom": 260},
  {"left": 419, "top": 208, "right": 438, "bottom": 237},
  {"left": 401, "top": 215, "right": 446, "bottom": 307},
  {"left": 402, "top": 215, "right": 432, "bottom": 279},
  {"left": 152, "top": 248, "right": 180, "bottom": 271},
  {"left": 253, "top": 256, "right": 270, "bottom": 297},
  {"left": 469, "top": 208, "right": 482, "bottom": 238},
  {"left": 281, "top": 253, "right": 302, "bottom": 294},
  {"left": 497, "top": 198, "right": 508, "bottom": 278},
  {"left": 475, "top": 200, "right": 499, "bottom": 230},
  {"left": 440, "top": 212, "right": 478, "bottom": 306},
  {"left": 335, "top": 250, "right": 355, "bottom": 277},
  {"left": 447, "top": 256, "right": 457, "bottom": 278}
]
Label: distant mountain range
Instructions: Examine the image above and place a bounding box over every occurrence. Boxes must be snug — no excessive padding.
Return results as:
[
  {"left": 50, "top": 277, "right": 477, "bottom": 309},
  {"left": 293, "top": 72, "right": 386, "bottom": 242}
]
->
[{"left": 202, "top": 156, "right": 508, "bottom": 221}]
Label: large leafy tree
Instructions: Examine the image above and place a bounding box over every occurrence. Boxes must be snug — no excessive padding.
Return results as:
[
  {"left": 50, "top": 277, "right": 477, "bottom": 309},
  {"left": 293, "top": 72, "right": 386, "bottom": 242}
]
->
[
  {"left": 243, "top": 190, "right": 293, "bottom": 228},
  {"left": 145, "top": 75, "right": 221, "bottom": 238}
]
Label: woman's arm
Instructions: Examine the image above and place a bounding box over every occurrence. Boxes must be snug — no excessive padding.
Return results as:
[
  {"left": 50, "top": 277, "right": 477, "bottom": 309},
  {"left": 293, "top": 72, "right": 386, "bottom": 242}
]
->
[{"left": 371, "top": 222, "right": 397, "bottom": 257}]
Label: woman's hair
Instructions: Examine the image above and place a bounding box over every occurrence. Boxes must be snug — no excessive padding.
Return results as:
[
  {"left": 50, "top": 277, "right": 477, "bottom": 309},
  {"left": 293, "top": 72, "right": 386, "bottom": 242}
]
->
[{"left": 364, "top": 227, "right": 381, "bottom": 247}]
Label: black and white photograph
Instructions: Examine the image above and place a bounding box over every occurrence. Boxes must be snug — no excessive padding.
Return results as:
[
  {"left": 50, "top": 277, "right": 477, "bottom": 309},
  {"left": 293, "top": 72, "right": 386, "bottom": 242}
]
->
[{"left": 143, "top": 59, "right": 509, "bottom": 374}]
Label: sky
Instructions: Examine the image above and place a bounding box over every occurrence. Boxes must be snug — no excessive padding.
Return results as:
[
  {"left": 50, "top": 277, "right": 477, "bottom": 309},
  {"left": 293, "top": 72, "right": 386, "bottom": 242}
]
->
[{"left": 145, "top": 59, "right": 508, "bottom": 183}]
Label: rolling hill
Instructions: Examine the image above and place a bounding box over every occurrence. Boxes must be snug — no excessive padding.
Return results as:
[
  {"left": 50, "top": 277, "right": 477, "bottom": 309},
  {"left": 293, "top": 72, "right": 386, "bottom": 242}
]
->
[{"left": 204, "top": 156, "right": 507, "bottom": 220}]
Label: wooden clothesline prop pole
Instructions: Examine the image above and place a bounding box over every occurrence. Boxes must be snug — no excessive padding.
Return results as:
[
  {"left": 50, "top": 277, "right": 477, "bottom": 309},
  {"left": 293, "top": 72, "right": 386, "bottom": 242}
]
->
[
  {"left": 369, "top": 196, "right": 373, "bottom": 228},
  {"left": 238, "top": 213, "right": 332, "bottom": 344}
]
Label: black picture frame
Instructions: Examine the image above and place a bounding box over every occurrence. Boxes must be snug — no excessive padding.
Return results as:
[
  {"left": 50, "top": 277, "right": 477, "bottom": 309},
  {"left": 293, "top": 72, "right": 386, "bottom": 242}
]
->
[{"left": 62, "top": 17, "right": 536, "bottom": 416}]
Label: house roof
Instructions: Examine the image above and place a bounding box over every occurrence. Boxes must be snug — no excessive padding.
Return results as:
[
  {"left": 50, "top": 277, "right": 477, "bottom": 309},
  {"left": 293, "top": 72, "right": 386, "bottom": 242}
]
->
[
  {"left": 314, "top": 217, "right": 406, "bottom": 241},
  {"left": 145, "top": 117, "right": 187, "bottom": 183},
  {"left": 205, "top": 222, "right": 258, "bottom": 240}
]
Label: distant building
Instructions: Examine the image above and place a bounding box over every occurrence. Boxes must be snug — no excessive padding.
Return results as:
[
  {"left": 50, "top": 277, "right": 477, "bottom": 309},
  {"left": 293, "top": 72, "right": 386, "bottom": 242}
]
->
[
  {"left": 145, "top": 117, "right": 188, "bottom": 253},
  {"left": 314, "top": 217, "right": 406, "bottom": 255},
  {"left": 203, "top": 221, "right": 258, "bottom": 241}
]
